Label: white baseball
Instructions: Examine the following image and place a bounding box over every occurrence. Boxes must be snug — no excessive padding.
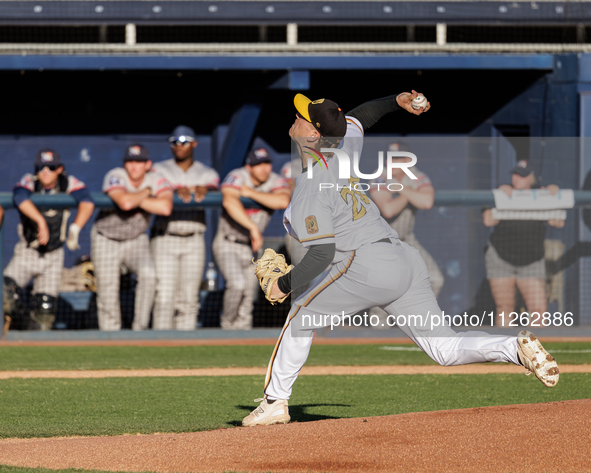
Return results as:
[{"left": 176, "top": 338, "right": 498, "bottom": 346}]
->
[{"left": 411, "top": 95, "right": 427, "bottom": 110}]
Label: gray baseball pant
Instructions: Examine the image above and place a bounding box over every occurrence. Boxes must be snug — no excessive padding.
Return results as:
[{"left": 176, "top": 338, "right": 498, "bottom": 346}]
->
[
  {"left": 263, "top": 240, "right": 520, "bottom": 400},
  {"left": 213, "top": 234, "right": 259, "bottom": 330},
  {"left": 91, "top": 227, "right": 156, "bottom": 331},
  {"left": 4, "top": 234, "right": 64, "bottom": 297},
  {"left": 151, "top": 233, "right": 206, "bottom": 330}
]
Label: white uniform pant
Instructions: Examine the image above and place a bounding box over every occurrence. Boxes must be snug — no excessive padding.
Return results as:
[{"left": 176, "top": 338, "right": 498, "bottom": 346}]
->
[
  {"left": 264, "top": 240, "right": 520, "bottom": 400},
  {"left": 403, "top": 232, "right": 445, "bottom": 298},
  {"left": 91, "top": 228, "right": 156, "bottom": 331},
  {"left": 213, "top": 234, "right": 259, "bottom": 330},
  {"left": 151, "top": 233, "right": 205, "bottom": 330}
]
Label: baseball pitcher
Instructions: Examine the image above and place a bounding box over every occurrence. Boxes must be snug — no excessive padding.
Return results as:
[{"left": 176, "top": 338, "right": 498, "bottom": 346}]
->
[{"left": 243, "top": 92, "right": 559, "bottom": 427}]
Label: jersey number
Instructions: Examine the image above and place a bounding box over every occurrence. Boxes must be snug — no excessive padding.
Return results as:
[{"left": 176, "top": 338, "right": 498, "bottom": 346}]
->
[{"left": 340, "top": 177, "right": 370, "bottom": 221}]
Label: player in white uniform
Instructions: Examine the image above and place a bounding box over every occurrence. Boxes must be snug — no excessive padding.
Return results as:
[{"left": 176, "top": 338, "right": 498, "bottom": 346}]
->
[
  {"left": 280, "top": 160, "right": 307, "bottom": 269},
  {"left": 91, "top": 144, "right": 174, "bottom": 331},
  {"left": 151, "top": 126, "right": 220, "bottom": 330},
  {"left": 213, "top": 148, "right": 291, "bottom": 330},
  {"left": 370, "top": 141, "right": 445, "bottom": 297},
  {"left": 242, "top": 92, "right": 559, "bottom": 426}
]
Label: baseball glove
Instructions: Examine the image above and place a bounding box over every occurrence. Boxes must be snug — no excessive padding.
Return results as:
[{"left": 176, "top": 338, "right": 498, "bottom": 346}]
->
[{"left": 251, "top": 248, "right": 294, "bottom": 305}]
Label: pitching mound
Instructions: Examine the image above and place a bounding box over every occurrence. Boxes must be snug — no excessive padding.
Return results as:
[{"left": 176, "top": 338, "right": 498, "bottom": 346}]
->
[{"left": 0, "top": 399, "right": 589, "bottom": 473}]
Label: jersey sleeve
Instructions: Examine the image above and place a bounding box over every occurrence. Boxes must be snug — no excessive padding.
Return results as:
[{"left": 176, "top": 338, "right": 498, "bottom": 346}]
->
[
  {"left": 345, "top": 116, "right": 364, "bottom": 138},
  {"left": 339, "top": 116, "right": 365, "bottom": 158},
  {"left": 281, "top": 162, "right": 291, "bottom": 179},
  {"left": 202, "top": 167, "right": 220, "bottom": 189},
  {"left": 414, "top": 171, "right": 433, "bottom": 190},
  {"left": 13, "top": 174, "right": 34, "bottom": 207},
  {"left": 14, "top": 174, "right": 35, "bottom": 192},
  {"left": 291, "top": 192, "right": 335, "bottom": 247},
  {"left": 67, "top": 175, "right": 93, "bottom": 203},
  {"left": 270, "top": 173, "right": 291, "bottom": 193},
  {"left": 103, "top": 168, "right": 127, "bottom": 193},
  {"left": 220, "top": 171, "right": 244, "bottom": 190},
  {"left": 151, "top": 172, "right": 174, "bottom": 196}
]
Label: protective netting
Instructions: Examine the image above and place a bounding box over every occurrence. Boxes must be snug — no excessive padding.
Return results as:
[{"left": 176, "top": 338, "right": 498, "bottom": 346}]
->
[{"left": 1, "top": 136, "right": 590, "bottom": 331}]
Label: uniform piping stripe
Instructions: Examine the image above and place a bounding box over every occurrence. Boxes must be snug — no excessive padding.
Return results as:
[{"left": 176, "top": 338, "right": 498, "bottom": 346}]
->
[
  {"left": 346, "top": 118, "right": 364, "bottom": 136},
  {"left": 299, "top": 234, "right": 335, "bottom": 243},
  {"left": 263, "top": 251, "right": 356, "bottom": 394}
]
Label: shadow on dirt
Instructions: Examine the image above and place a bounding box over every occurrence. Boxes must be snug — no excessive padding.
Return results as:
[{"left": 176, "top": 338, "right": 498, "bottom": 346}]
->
[{"left": 228, "top": 403, "right": 352, "bottom": 426}]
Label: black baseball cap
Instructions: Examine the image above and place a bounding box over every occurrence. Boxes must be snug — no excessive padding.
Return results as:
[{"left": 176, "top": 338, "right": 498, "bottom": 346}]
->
[
  {"left": 34, "top": 149, "right": 62, "bottom": 168},
  {"left": 512, "top": 160, "right": 535, "bottom": 177},
  {"left": 123, "top": 144, "right": 150, "bottom": 162},
  {"left": 294, "top": 94, "right": 347, "bottom": 140},
  {"left": 246, "top": 147, "right": 272, "bottom": 166}
]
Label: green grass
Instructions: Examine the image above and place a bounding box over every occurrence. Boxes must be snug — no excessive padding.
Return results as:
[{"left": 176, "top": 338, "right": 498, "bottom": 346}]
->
[
  {"left": 0, "top": 342, "right": 590, "bottom": 371},
  {"left": 0, "top": 373, "right": 589, "bottom": 439}
]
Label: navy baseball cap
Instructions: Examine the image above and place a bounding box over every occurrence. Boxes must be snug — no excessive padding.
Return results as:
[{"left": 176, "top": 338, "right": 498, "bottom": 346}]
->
[
  {"left": 34, "top": 149, "right": 62, "bottom": 167},
  {"left": 123, "top": 144, "right": 150, "bottom": 162},
  {"left": 169, "top": 125, "right": 196, "bottom": 144},
  {"left": 245, "top": 148, "right": 272, "bottom": 166},
  {"left": 294, "top": 94, "right": 347, "bottom": 140},
  {"left": 512, "top": 160, "right": 535, "bottom": 177}
]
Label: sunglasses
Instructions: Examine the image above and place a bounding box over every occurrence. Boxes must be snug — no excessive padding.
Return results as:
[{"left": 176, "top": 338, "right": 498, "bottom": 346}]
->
[
  {"left": 35, "top": 164, "right": 60, "bottom": 173},
  {"left": 169, "top": 140, "right": 192, "bottom": 148}
]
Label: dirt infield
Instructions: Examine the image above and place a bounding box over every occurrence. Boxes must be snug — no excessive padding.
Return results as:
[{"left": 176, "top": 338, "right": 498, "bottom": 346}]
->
[
  {"left": 1, "top": 364, "right": 591, "bottom": 379},
  {"left": 0, "top": 399, "right": 589, "bottom": 473}
]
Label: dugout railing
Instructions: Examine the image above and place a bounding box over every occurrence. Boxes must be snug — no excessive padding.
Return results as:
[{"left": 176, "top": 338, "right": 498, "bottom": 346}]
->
[{"left": 1, "top": 190, "right": 591, "bottom": 331}]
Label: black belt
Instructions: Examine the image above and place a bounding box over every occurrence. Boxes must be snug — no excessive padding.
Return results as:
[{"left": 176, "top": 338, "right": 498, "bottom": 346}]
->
[
  {"left": 224, "top": 235, "right": 251, "bottom": 246},
  {"left": 167, "top": 232, "right": 195, "bottom": 237}
]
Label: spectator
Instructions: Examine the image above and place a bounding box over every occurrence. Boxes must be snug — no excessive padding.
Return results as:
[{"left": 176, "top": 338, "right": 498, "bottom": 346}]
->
[
  {"left": 369, "top": 142, "right": 444, "bottom": 297},
  {"left": 150, "top": 125, "right": 220, "bottom": 330},
  {"left": 482, "top": 160, "right": 564, "bottom": 326},
  {"left": 3, "top": 149, "right": 94, "bottom": 330},
  {"left": 213, "top": 148, "right": 290, "bottom": 330},
  {"left": 91, "top": 144, "right": 173, "bottom": 331}
]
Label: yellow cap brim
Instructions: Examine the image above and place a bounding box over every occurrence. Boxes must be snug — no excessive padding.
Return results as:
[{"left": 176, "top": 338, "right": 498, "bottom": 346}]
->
[{"left": 294, "top": 94, "right": 312, "bottom": 122}]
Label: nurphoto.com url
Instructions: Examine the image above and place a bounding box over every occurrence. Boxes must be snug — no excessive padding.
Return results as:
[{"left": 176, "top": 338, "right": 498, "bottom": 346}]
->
[{"left": 301, "top": 311, "right": 575, "bottom": 331}]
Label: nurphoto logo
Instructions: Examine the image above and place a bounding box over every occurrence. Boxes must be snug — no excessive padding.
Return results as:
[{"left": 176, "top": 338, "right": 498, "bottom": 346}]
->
[{"left": 306, "top": 149, "right": 419, "bottom": 192}]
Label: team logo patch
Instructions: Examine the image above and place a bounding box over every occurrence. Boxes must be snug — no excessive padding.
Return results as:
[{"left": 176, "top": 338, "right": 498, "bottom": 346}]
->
[
  {"left": 109, "top": 176, "right": 122, "bottom": 186},
  {"left": 305, "top": 215, "right": 319, "bottom": 235},
  {"left": 312, "top": 99, "right": 325, "bottom": 104},
  {"left": 254, "top": 148, "right": 268, "bottom": 159},
  {"left": 128, "top": 146, "right": 142, "bottom": 156},
  {"left": 225, "top": 175, "right": 239, "bottom": 186},
  {"left": 516, "top": 160, "right": 528, "bottom": 168},
  {"left": 40, "top": 151, "right": 54, "bottom": 163}
]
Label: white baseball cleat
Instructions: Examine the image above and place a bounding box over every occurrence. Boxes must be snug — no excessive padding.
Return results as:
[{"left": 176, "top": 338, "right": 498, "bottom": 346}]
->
[
  {"left": 242, "top": 398, "right": 290, "bottom": 426},
  {"left": 516, "top": 330, "right": 559, "bottom": 387}
]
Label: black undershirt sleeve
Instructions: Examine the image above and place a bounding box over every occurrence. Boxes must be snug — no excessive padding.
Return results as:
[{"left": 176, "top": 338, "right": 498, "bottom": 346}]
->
[
  {"left": 277, "top": 243, "right": 336, "bottom": 294},
  {"left": 346, "top": 94, "right": 402, "bottom": 130}
]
